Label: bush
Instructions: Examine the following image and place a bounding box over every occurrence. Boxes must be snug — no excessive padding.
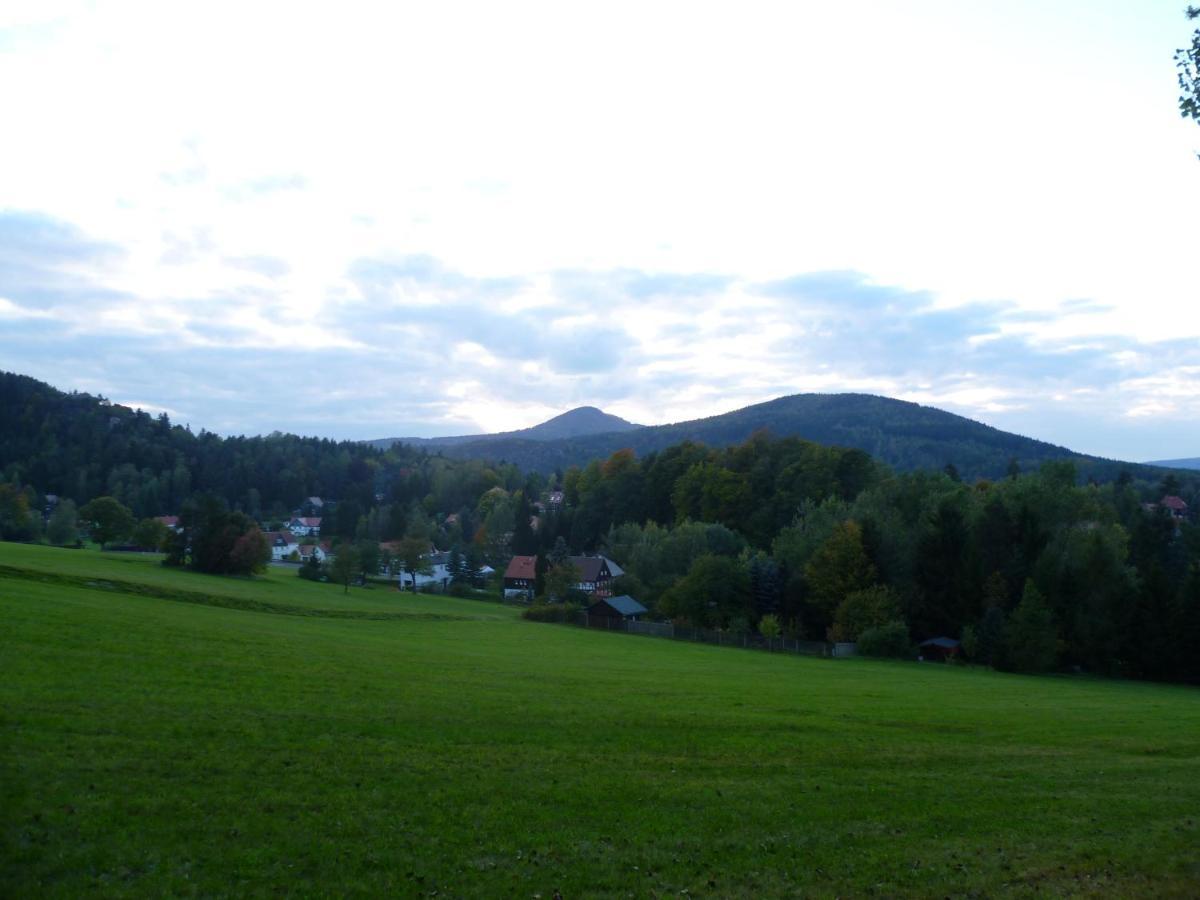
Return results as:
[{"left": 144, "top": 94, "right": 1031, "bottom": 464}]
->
[
  {"left": 298, "top": 555, "right": 324, "bottom": 581},
  {"left": 758, "top": 613, "right": 781, "bottom": 639},
  {"left": 829, "top": 584, "right": 902, "bottom": 642},
  {"left": 856, "top": 620, "right": 914, "bottom": 659},
  {"left": 522, "top": 602, "right": 581, "bottom": 623}
]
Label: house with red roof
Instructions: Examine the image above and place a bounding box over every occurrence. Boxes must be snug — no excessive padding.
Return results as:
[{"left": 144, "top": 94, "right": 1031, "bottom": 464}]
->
[
  {"left": 298, "top": 543, "right": 329, "bottom": 564},
  {"left": 1160, "top": 495, "right": 1189, "bottom": 520},
  {"left": 503, "top": 555, "right": 537, "bottom": 598}
]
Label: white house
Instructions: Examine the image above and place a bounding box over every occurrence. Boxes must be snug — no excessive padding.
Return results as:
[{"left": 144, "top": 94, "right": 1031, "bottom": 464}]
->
[
  {"left": 397, "top": 552, "right": 495, "bottom": 592},
  {"left": 288, "top": 516, "right": 323, "bottom": 537},
  {"left": 264, "top": 530, "right": 301, "bottom": 561}
]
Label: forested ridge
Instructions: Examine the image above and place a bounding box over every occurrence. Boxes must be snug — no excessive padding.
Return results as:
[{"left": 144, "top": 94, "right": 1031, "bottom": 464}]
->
[
  {"left": 400, "top": 392, "right": 1169, "bottom": 482},
  {"left": 0, "top": 371, "right": 523, "bottom": 530}
]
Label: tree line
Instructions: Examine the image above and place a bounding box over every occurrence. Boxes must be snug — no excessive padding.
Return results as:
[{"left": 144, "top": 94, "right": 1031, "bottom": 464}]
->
[{"left": 4, "top": 370, "right": 1200, "bottom": 683}]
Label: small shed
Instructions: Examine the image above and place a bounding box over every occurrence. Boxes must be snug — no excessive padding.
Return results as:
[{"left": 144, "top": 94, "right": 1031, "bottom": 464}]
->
[
  {"left": 587, "top": 595, "right": 647, "bottom": 623},
  {"left": 919, "top": 636, "right": 961, "bottom": 661}
]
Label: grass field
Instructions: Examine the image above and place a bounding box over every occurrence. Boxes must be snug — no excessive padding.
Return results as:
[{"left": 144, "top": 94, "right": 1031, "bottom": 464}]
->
[{"left": 3, "top": 543, "right": 1200, "bottom": 897}]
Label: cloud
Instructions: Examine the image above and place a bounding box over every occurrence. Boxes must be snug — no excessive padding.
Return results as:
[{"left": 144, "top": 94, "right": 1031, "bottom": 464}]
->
[
  {"left": 4, "top": 208, "right": 1200, "bottom": 457},
  {"left": 225, "top": 255, "right": 291, "bottom": 278},
  {"left": 0, "top": 209, "right": 124, "bottom": 308},
  {"left": 224, "top": 173, "right": 309, "bottom": 201}
]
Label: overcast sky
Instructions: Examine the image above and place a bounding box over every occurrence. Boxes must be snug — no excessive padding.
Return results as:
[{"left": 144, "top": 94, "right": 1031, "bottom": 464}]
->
[{"left": 2, "top": 0, "right": 1198, "bottom": 461}]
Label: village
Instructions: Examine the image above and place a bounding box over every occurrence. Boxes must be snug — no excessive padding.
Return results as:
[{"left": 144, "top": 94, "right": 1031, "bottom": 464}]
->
[{"left": 146, "top": 490, "right": 654, "bottom": 627}]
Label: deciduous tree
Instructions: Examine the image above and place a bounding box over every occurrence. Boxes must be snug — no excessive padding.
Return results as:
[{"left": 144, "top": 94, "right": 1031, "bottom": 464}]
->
[
  {"left": 397, "top": 535, "right": 432, "bottom": 592},
  {"left": 804, "top": 520, "right": 877, "bottom": 621},
  {"left": 328, "top": 544, "right": 360, "bottom": 594},
  {"left": 79, "top": 496, "right": 134, "bottom": 549},
  {"left": 543, "top": 560, "right": 582, "bottom": 602}
]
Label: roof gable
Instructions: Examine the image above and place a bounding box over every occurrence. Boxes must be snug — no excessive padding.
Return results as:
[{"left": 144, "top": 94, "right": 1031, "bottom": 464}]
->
[
  {"left": 504, "top": 555, "right": 537, "bottom": 579},
  {"left": 569, "top": 555, "right": 609, "bottom": 581}
]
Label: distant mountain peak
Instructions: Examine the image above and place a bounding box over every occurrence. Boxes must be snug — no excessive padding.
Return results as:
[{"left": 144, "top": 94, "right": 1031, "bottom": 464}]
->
[
  {"left": 522, "top": 406, "right": 639, "bottom": 440},
  {"left": 367, "top": 405, "right": 641, "bottom": 450}
]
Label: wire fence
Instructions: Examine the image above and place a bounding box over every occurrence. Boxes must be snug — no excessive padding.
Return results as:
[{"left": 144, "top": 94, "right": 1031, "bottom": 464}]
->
[{"left": 565, "top": 611, "right": 857, "bottom": 658}]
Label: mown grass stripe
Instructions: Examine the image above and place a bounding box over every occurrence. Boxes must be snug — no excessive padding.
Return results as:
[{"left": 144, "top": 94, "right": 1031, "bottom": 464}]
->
[{"left": 0, "top": 564, "right": 473, "bottom": 622}]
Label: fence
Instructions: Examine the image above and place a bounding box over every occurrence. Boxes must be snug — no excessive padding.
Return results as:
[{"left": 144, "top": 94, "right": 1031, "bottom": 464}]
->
[{"left": 572, "top": 611, "right": 849, "bottom": 658}]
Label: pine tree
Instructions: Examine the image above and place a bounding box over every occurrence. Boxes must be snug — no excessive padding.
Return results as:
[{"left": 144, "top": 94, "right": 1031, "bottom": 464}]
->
[{"left": 1007, "top": 580, "right": 1058, "bottom": 673}]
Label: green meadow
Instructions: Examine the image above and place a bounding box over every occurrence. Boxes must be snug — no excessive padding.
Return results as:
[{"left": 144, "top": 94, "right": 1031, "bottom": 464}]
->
[{"left": 2, "top": 544, "right": 1199, "bottom": 897}]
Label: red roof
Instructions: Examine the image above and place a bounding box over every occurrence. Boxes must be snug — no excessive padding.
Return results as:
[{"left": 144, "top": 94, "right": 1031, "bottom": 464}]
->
[
  {"left": 294, "top": 517, "right": 322, "bottom": 527},
  {"left": 155, "top": 515, "right": 179, "bottom": 527},
  {"left": 504, "top": 555, "right": 537, "bottom": 580},
  {"left": 1162, "top": 495, "right": 1188, "bottom": 511}
]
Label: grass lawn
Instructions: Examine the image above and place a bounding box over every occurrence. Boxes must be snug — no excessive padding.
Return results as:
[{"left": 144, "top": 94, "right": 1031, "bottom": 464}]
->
[{"left": 2, "top": 543, "right": 1199, "bottom": 897}]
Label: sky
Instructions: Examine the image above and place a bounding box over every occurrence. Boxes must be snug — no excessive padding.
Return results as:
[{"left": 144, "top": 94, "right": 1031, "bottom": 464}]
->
[{"left": 1, "top": 0, "right": 1198, "bottom": 462}]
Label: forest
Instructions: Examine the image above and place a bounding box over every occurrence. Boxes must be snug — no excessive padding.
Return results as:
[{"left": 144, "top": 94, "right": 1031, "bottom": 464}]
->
[{"left": 3, "top": 370, "right": 1200, "bottom": 684}]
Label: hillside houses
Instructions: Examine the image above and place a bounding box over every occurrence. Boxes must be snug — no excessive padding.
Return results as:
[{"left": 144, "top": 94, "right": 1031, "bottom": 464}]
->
[
  {"left": 288, "top": 516, "right": 322, "bottom": 536},
  {"left": 502, "top": 553, "right": 625, "bottom": 599},
  {"left": 1161, "top": 495, "right": 1189, "bottom": 519},
  {"left": 298, "top": 542, "right": 332, "bottom": 564},
  {"left": 263, "top": 530, "right": 301, "bottom": 561},
  {"left": 396, "top": 549, "right": 494, "bottom": 591},
  {"left": 568, "top": 555, "right": 623, "bottom": 599},
  {"left": 503, "top": 555, "right": 537, "bottom": 598},
  {"left": 1142, "top": 495, "right": 1191, "bottom": 524}
]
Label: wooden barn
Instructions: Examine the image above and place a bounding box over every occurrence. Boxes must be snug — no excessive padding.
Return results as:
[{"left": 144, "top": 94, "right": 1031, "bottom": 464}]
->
[
  {"left": 586, "top": 594, "right": 648, "bottom": 623},
  {"left": 919, "top": 636, "right": 961, "bottom": 661}
]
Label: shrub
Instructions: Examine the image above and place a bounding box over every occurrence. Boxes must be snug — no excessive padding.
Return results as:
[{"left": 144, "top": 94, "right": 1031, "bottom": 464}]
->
[
  {"left": 727, "top": 615, "right": 752, "bottom": 635},
  {"left": 522, "top": 602, "right": 581, "bottom": 623},
  {"left": 960, "top": 624, "right": 978, "bottom": 660},
  {"left": 829, "top": 584, "right": 902, "bottom": 642},
  {"left": 298, "top": 555, "right": 324, "bottom": 581},
  {"left": 758, "top": 613, "right": 781, "bottom": 639},
  {"left": 857, "top": 620, "right": 914, "bottom": 659}
]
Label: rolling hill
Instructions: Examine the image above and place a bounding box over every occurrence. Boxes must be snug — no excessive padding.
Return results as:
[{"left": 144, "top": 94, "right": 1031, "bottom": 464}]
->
[
  {"left": 1144, "top": 456, "right": 1200, "bottom": 471},
  {"left": 383, "top": 393, "right": 1173, "bottom": 482}
]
